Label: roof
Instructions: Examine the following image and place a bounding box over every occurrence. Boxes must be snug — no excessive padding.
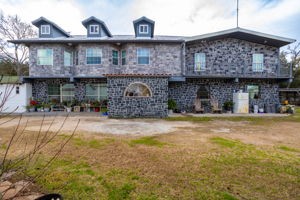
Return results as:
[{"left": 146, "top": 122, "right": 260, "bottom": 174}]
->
[
  {"left": 186, "top": 27, "right": 296, "bottom": 47},
  {"left": 32, "top": 17, "right": 70, "bottom": 37},
  {"left": 104, "top": 74, "right": 171, "bottom": 77},
  {"left": 9, "top": 35, "right": 184, "bottom": 44},
  {"left": 0, "top": 76, "right": 21, "bottom": 84},
  {"left": 82, "top": 16, "right": 112, "bottom": 37}
]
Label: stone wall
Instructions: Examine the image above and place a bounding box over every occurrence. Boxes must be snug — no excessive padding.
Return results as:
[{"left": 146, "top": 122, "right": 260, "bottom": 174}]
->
[
  {"left": 169, "top": 78, "right": 280, "bottom": 112},
  {"left": 29, "top": 43, "right": 182, "bottom": 77},
  {"left": 185, "top": 38, "right": 280, "bottom": 77},
  {"left": 107, "top": 77, "right": 168, "bottom": 118}
]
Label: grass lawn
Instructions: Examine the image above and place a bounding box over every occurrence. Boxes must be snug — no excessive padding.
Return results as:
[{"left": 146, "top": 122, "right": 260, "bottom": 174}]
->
[{"left": 0, "top": 108, "right": 299, "bottom": 199}]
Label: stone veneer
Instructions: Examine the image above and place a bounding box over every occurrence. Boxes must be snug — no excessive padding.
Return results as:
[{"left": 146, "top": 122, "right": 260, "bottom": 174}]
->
[
  {"left": 107, "top": 76, "right": 168, "bottom": 118},
  {"left": 185, "top": 38, "right": 280, "bottom": 77},
  {"left": 169, "top": 78, "right": 280, "bottom": 112}
]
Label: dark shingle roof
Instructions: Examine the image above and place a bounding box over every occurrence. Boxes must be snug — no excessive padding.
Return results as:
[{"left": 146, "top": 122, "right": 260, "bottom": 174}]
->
[{"left": 32, "top": 17, "right": 70, "bottom": 37}]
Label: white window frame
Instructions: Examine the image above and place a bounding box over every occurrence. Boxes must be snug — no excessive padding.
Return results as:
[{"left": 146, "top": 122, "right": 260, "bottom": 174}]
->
[
  {"left": 85, "top": 83, "right": 107, "bottom": 101},
  {"left": 194, "top": 53, "right": 206, "bottom": 71},
  {"left": 139, "top": 24, "right": 149, "bottom": 34},
  {"left": 41, "top": 25, "right": 50, "bottom": 35},
  {"left": 89, "top": 24, "right": 99, "bottom": 34},
  {"left": 37, "top": 49, "right": 53, "bottom": 66},
  {"left": 86, "top": 48, "right": 102, "bottom": 65},
  {"left": 137, "top": 48, "right": 150, "bottom": 65},
  {"left": 252, "top": 53, "right": 264, "bottom": 72}
]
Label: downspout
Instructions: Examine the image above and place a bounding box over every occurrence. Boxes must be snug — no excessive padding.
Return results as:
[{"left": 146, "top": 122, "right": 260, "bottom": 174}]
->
[{"left": 181, "top": 41, "right": 186, "bottom": 76}]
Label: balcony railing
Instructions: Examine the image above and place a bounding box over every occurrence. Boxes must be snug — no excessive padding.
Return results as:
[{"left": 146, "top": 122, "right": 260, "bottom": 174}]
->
[{"left": 185, "top": 62, "right": 292, "bottom": 79}]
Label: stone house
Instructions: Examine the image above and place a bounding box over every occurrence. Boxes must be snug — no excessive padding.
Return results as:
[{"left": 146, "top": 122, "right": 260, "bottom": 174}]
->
[{"left": 10, "top": 16, "right": 295, "bottom": 117}]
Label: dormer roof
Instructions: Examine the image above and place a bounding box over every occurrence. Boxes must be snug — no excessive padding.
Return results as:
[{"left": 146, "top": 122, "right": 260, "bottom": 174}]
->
[
  {"left": 133, "top": 16, "right": 155, "bottom": 38},
  {"left": 82, "top": 16, "right": 112, "bottom": 37},
  {"left": 32, "top": 17, "right": 70, "bottom": 37}
]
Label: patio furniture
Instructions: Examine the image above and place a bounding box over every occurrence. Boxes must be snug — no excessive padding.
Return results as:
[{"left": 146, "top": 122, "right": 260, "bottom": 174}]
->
[
  {"left": 211, "top": 99, "right": 222, "bottom": 113},
  {"left": 194, "top": 98, "right": 204, "bottom": 113}
]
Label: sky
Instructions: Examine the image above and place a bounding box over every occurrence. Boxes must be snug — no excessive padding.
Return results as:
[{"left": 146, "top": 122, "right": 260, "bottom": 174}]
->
[{"left": 0, "top": 0, "right": 299, "bottom": 44}]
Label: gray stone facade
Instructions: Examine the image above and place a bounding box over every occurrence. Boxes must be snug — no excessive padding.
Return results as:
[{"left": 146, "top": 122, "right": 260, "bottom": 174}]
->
[
  {"left": 169, "top": 78, "right": 280, "bottom": 112},
  {"left": 107, "top": 76, "right": 168, "bottom": 118},
  {"left": 185, "top": 38, "right": 280, "bottom": 78},
  {"left": 29, "top": 43, "right": 182, "bottom": 77}
]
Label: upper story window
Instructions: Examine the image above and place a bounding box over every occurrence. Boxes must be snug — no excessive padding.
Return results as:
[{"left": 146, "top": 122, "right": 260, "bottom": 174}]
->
[
  {"left": 37, "top": 49, "right": 53, "bottom": 66},
  {"left": 139, "top": 24, "right": 149, "bottom": 34},
  {"left": 194, "top": 53, "right": 206, "bottom": 71},
  {"left": 121, "top": 50, "right": 126, "bottom": 65},
  {"left": 112, "top": 50, "right": 119, "bottom": 65},
  {"left": 89, "top": 24, "right": 99, "bottom": 34},
  {"left": 64, "top": 51, "right": 73, "bottom": 66},
  {"left": 137, "top": 48, "right": 150, "bottom": 65},
  {"left": 41, "top": 25, "right": 50, "bottom": 35},
  {"left": 252, "top": 53, "right": 264, "bottom": 72},
  {"left": 86, "top": 48, "right": 102, "bottom": 64}
]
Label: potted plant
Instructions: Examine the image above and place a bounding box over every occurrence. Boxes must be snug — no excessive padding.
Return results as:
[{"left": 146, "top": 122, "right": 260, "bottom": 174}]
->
[
  {"left": 43, "top": 102, "right": 51, "bottom": 112},
  {"left": 26, "top": 105, "right": 35, "bottom": 112},
  {"left": 93, "top": 100, "right": 100, "bottom": 112},
  {"left": 223, "top": 101, "right": 234, "bottom": 113},
  {"left": 168, "top": 99, "right": 177, "bottom": 114},
  {"left": 28, "top": 99, "right": 38, "bottom": 112},
  {"left": 36, "top": 103, "right": 43, "bottom": 112},
  {"left": 101, "top": 107, "right": 108, "bottom": 116}
]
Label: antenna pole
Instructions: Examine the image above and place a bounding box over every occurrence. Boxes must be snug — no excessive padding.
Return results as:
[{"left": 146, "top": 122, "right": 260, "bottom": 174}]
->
[{"left": 237, "top": 0, "right": 239, "bottom": 27}]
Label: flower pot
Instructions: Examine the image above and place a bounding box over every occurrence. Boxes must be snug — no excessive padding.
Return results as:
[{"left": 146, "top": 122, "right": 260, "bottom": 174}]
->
[
  {"left": 95, "top": 107, "right": 100, "bottom": 112},
  {"left": 168, "top": 109, "right": 173, "bottom": 115},
  {"left": 259, "top": 108, "right": 264, "bottom": 113},
  {"left": 37, "top": 108, "right": 43, "bottom": 112},
  {"left": 29, "top": 108, "right": 35, "bottom": 112},
  {"left": 44, "top": 108, "right": 50, "bottom": 112},
  {"left": 66, "top": 107, "right": 72, "bottom": 112}
]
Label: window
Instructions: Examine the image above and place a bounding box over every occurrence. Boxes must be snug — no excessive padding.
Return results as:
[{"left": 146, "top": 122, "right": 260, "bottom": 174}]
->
[
  {"left": 37, "top": 49, "right": 53, "bottom": 65},
  {"left": 196, "top": 85, "right": 210, "bottom": 99},
  {"left": 121, "top": 50, "right": 126, "bottom": 65},
  {"left": 124, "top": 82, "right": 152, "bottom": 97},
  {"left": 85, "top": 84, "right": 107, "bottom": 101},
  {"left": 247, "top": 85, "right": 260, "bottom": 99},
  {"left": 137, "top": 48, "right": 150, "bottom": 64},
  {"left": 86, "top": 48, "right": 102, "bottom": 64},
  {"left": 48, "top": 84, "right": 75, "bottom": 102},
  {"left": 16, "top": 86, "right": 20, "bottom": 94},
  {"left": 48, "top": 85, "right": 60, "bottom": 101},
  {"left": 112, "top": 50, "right": 119, "bottom": 65},
  {"left": 194, "top": 53, "right": 206, "bottom": 71},
  {"left": 64, "top": 51, "right": 73, "bottom": 66},
  {"left": 74, "top": 50, "right": 79, "bottom": 65},
  {"left": 139, "top": 24, "right": 149, "bottom": 34},
  {"left": 89, "top": 24, "right": 99, "bottom": 34},
  {"left": 41, "top": 25, "right": 50, "bottom": 34},
  {"left": 61, "top": 84, "right": 75, "bottom": 102},
  {"left": 252, "top": 54, "right": 264, "bottom": 72}
]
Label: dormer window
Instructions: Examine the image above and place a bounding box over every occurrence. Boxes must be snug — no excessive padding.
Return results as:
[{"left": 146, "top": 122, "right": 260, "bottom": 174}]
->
[
  {"left": 139, "top": 24, "right": 148, "bottom": 34},
  {"left": 90, "top": 24, "right": 99, "bottom": 34},
  {"left": 41, "top": 25, "right": 50, "bottom": 35}
]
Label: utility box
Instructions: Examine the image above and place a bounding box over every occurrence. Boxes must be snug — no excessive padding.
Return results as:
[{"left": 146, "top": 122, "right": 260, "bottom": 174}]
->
[{"left": 233, "top": 92, "right": 249, "bottom": 114}]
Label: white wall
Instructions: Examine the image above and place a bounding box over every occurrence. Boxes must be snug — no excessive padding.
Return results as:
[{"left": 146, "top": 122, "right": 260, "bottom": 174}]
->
[{"left": 0, "top": 83, "right": 32, "bottom": 113}]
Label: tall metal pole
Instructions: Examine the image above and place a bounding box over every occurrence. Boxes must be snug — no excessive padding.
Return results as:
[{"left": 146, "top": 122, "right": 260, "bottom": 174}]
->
[{"left": 237, "top": 0, "right": 239, "bottom": 27}]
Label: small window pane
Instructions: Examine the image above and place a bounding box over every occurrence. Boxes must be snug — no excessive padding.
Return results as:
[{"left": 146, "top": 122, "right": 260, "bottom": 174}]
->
[
  {"left": 37, "top": 49, "right": 53, "bottom": 65},
  {"left": 194, "top": 53, "right": 206, "bottom": 71},
  {"left": 86, "top": 48, "right": 102, "bottom": 64},
  {"left": 121, "top": 50, "right": 126, "bottom": 65},
  {"left": 64, "top": 51, "right": 72, "bottom": 66},
  {"left": 247, "top": 85, "right": 259, "bottom": 99},
  {"left": 252, "top": 54, "right": 264, "bottom": 72},
  {"left": 137, "top": 48, "right": 150, "bottom": 64},
  {"left": 112, "top": 50, "right": 119, "bottom": 65},
  {"left": 85, "top": 84, "right": 107, "bottom": 101}
]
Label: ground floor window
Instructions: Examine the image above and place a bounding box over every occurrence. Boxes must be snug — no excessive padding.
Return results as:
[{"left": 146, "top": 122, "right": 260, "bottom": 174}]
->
[
  {"left": 85, "top": 83, "right": 107, "bottom": 101},
  {"left": 196, "top": 85, "right": 210, "bottom": 99},
  {"left": 247, "top": 85, "right": 260, "bottom": 99},
  {"left": 48, "top": 84, "right": 75, "bottom": 102}
]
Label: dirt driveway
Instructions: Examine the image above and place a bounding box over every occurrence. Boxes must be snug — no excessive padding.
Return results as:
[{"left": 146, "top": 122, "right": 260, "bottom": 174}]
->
[{"left": 0, "top": 115, "right": 299, "bottom": 148}]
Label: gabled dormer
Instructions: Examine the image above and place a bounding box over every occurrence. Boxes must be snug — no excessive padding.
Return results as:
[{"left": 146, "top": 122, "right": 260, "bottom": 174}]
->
[
  {"left": 82, "top": 16, "right": 112, "bottom": 38},
  {"left": 32, "top": 17, "right": 70, "bottom": 38},
  {"left": 133, "top": 16, "right": 155, "bottom": 38}
]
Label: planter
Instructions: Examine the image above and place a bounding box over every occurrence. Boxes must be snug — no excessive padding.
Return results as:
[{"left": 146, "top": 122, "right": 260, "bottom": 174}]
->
[
  {"left": 258, "top": 108, "right": 264, "bottom": 113},
  {"left": 168, "top": 109, "right": 173, "bottom": 115},
  {"left": 29, "top": 108, "right": 35, "bottom": 112},
  {"left": 37, "top": 108, "right": 43, "bottom": 112},
  {"left": 66, "top": 107, "right": 72, "bottom": 112},
  {"left": 94, "top": 107, "right": 100, "bottom": 112},
  {"left": 44, "top": 108, "right": 50, "bottom": 112},
  {"left": 226, "top": 110, "right": 232, "bottom": 114}
]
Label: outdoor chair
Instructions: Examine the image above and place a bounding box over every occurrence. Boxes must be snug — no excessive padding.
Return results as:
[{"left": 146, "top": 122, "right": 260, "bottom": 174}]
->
[
  {"left": 211, "top": 99, "right": 222, "bottom": 113},
  {"left": 194, "top": 98, "right": 204, "bottom": 113}
]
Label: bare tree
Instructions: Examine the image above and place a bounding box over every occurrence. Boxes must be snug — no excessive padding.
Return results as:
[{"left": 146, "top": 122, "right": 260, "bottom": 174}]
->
[
  {"left": 287, "top": 42, "right": 300, "bottom": 72},
  {"left": 0, "top": 12, "right": 36, "bottom": 76}
]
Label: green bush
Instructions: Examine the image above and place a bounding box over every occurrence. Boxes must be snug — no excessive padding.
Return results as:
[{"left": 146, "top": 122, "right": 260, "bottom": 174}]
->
[{"left": 168, "top": 99, "right": 177, "bottom": 110}]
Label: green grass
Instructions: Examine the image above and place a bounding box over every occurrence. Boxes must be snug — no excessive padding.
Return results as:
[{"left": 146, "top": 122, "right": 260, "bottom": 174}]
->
[
  {"left": 129, "top": 136, "right": 166, "bottom": 147},
  {"left": 210, "top": 137, "right": 242, "bottom": 148},
  {"left": 72, "top": 137, "right": 115, "bottom": 149},
  {"left": 278, "top": 145, "right": 300, "bottom": 152}
]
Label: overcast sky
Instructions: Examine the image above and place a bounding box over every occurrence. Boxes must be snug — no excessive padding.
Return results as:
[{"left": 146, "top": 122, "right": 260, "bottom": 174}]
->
[{"left": 0, "top": 0, "right": 299, "bottom": 43}]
